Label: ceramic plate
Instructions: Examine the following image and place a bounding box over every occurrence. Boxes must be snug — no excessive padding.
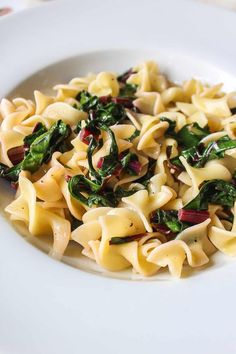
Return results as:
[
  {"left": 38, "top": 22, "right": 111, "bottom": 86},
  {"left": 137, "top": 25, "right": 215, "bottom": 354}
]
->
[{"left": 1, "top": 1, "right": 236, "bottom": 353}]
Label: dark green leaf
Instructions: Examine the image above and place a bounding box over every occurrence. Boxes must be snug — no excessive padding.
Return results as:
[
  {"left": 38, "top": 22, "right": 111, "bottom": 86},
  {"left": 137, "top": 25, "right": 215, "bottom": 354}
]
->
[
  {"left": 150, "top": 209, "right": 188, "bottom": 233},
  {"left": 22, "top": 120, "right": 71, "bottom": 172},
  {"left": 175, "top": 123, "right": 210, "bottom": 148},
  {"left": 160, "top": 117, "right": 176, "bottom": 136},
  {"left": 0, "top": 120, "right": 71, "bottom": 182},
  {"left": 97, "top": 127, "right": 120, "bottom": 178},
  {"left": 76, "top": 91, "right": 99, "bottom": 112},
  {"left": 110, "top": 234, "right": 145, "bottom": 245},
  {"left": 171, "top": 135, "right": 236, "bottom": 168},
  {"left": 126, "top": 129, "right": 140, "bottom": 142},
  {"left": 68, "top": 173, "right": 137, "bottom": 208},
  {"left": 184, "top": 179, "right": 236, "bottom": 210},
  {"left": 23, "top": 123, "right": 47, "bottom": 147},
  {"left": 119, "top": 84, "right": 137, "bottom": 98}
]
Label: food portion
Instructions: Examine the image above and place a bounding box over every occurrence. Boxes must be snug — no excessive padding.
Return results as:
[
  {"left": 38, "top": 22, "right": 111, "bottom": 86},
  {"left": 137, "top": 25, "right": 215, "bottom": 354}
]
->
[{"left": 1, "top": 60, "right": 236, "bottom": 277}]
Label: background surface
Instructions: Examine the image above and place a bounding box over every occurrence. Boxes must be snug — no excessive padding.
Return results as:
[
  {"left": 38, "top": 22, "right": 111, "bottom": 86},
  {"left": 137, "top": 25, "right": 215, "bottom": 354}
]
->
[{"left": 1, "top": 0, "right": 236, "bottom": 16}]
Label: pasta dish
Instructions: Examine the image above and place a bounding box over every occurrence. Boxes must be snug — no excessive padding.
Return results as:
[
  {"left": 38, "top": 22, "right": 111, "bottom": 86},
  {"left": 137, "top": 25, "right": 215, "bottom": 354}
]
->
[{"left": 1, "top": 60, "right": 236, "bottom": 277}]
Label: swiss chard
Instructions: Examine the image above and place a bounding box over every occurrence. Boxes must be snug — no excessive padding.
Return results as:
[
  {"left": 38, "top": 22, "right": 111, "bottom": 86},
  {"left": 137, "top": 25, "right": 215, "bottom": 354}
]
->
[
  {"left": 23, "top": 122, "right": 47, "bottom": 147},
  {"left": 184, "top": 179, "right": 236, "bottom": 210},
  {"left": 75, "top": 91, "right": 126, "bottom": 131},
  {"left": 0, "top": 120, "right": 71, "bottom": 182},
  {"left": 150, "top": 209, "right": 189, "bottom": 234},
  {"left": 120, "top": 151, "right": 141, "bottom": 175},
  {"left": 171, "top": 135, "right": 236, "bottom": 168},
  {"left": 119, "top": 83, "right": 137, "bottom": 98},
  {"left": 161, "top": 119, "right": 210, "bottom": 149},
  {"left": 68, "top": 173, "right": 136, "bottom": 207},
  {"left": 117, "top": 69, "right": 135, "bottom": 84},
  {"left": 126, "top": 129, "right": 140, "bottom": 142}
]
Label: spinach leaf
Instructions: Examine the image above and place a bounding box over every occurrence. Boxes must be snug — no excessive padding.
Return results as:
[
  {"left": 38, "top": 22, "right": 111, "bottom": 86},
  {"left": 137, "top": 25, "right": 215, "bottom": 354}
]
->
[
  {"left": 120, "top": 151, "right": 141, "bottom": 175},
  {"left": 96, "top": 102, "right": 126, "bottom": 127},
  {"left": 68, "top": 174, "right": 111, "bottom": 207},
  {"left": 161, "top": 119, "right": 209, "bottom": 149},
  {"left": 110, "top": 233, "right": 145, "bottom": 245},
  {"left": 184, "top": 179, "right": 236, "bottom": 210}
]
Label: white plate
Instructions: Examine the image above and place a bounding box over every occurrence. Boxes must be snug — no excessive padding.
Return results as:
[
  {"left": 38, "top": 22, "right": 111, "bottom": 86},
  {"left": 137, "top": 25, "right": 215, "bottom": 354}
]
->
[{"left": 1, "top": 1, "right": 236, "bottom": 353}]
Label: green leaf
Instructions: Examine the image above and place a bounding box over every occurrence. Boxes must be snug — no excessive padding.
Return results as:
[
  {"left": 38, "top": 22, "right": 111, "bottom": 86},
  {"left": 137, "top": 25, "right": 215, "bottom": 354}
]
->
[
  {"left": 150, "top": 209, "right": 188, "bottom": 233},
  {"left": 184, "top": 179, "right": 236, "bottom": 210},
  {"left": 109, "top": 234, "right": 144, "bottom": 245},
  {"left": 76, "top": 91, "right": 99, "bottom": 112},
  {"left": 96, "top": 102, "right": 125, "bottom": 127},
  {"left": 97, "top": 127, "right": 120, "bottom": 178},
  {"left": 68, "top": 174, "right": 136, "bottom": 207},
  {"left": 23, "top": 123, "right": 47, "bottom": 147},
  {"left": 160, "top": 117, "right": 177, "bottom": 136},
  {"left": 22, "top": 120, "right": 71, "bottom": 172},
  {"left": 0, "top": 120, "right": 71, "bottom": 182},
  {"left": 120, "top": 151, "right": 140, "bottom": 176},
  {"left": 126, "top": 129, "right": 140, "bottom": 142},
  {"left": 175, "top": 123, "right": 210, "bottom": 148},
  {"left": 75, "top": 91, "right": 126, "bottom": 130},
  {"left": 119, "top": 84, "right": 137, "bottom": 97},
  {"left": 0, "top": 162, "right": 21, "bottom": 182},
  {"left": 171, "top": 135, "right": 236, "bottom": 168}
]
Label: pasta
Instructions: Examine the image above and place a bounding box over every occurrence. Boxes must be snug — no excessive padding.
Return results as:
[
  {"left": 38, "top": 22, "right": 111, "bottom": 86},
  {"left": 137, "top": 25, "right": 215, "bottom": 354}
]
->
[{"left": 1, "top": 60, "right": 236, "bottom": 278}]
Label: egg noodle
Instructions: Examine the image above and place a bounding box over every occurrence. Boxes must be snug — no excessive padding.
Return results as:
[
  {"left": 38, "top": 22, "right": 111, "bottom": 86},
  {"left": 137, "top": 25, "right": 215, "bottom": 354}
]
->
[{"left": 1, "top": 60, "right": 236, "bottom": 277}]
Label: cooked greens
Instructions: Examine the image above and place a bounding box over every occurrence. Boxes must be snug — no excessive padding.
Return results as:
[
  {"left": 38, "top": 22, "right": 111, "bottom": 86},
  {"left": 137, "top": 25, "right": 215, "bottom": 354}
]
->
[
  {"left": 184, "top": 179, "right": 236, "bottom": 210},
  {"left": 171, "top": 135, "right": 236, "bottom": 168},
  {"left": 0, "top": 120, "right": 71, "bottom": 182}
]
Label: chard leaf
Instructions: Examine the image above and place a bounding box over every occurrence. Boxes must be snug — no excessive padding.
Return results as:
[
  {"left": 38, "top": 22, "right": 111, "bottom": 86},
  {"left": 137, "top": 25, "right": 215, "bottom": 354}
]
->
[
  {"left": 161, "top": 119, "right": 209, "bottom": 149},
  {"left": 75, "top": 91, "right": 126, "bottom": 130},
  {"left": 0, "top": 120, "right": 71, "bottom": 182},
  {"left": 171, "top": 135, "right": 236, "bottom": 168},
  {"left": 97, "top": 127, "right": 120, "bottom": 178},
  {"left": 160, "top": 117, "right": 176, "bottom": 136},
  {"left": 23, "top": 123, "right": 47, "bottom": 147},
  {"left": 184, "top": 179, "right": 236, "bottom": 210},
  {"left": 21, "top": 120, "right": 71, "bottom": 172},
  {"left": 126, "top": 129, "right": 140, "bottom": 142},
  {"left": 150, "top": 209, "right": 188, "bottom": 234},
  {"left": 96, "top": 102, "right": 125, "bottom": 127},
  {"left": 119, "top": 84, "right": 137, "bottom": 97},
  {"left": 0, "top": 162, "right": 22, "bottom": 182},
  {"left": 68, "top": 174, "right": 136, "bottom": 207},
  {"left": 76, "top": 91, "right": 99, "bottom": 112}
]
